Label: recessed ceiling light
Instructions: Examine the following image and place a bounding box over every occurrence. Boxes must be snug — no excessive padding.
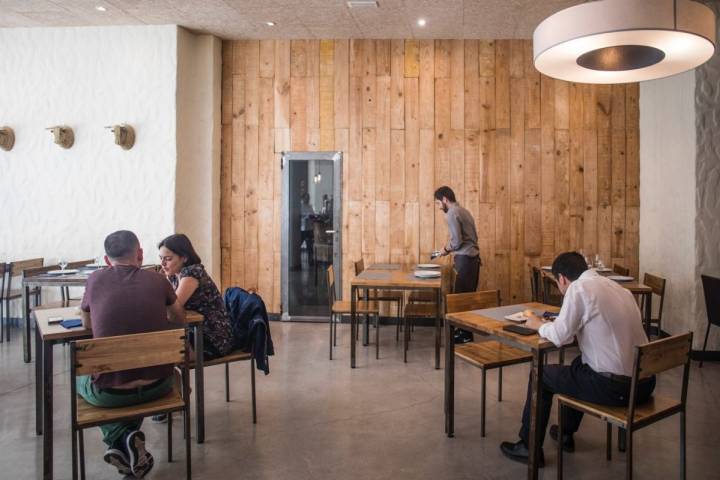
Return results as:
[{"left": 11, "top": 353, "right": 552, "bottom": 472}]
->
[
  {"left": 417, "top": 18, "right": 427, "bottom": 27},
  {"left": 95, "top": 5, "right": 106, "bottom": 12},
  {"left": 265, "top": 21, "right": 276, "bottom": 27}
]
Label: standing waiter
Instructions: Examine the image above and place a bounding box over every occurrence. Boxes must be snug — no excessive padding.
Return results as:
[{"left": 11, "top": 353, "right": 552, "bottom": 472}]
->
[{"left": 433, "top": 186, "right": 481, "bottom": 344}]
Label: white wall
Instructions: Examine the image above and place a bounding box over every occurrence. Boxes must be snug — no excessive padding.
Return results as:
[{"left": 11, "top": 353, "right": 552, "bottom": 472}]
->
[
  {"left": 639, "top": 71, "right": 698, "bottom": 341},
  {"left": 175, "top": 29, "right": 222, "bottom": 279},
  {"left": 0, "top": 25, "right": 178, "bottom": 267}
]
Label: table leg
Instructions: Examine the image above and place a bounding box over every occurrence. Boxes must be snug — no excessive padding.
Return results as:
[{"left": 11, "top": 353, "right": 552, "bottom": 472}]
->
[
  {"left": 645, "top": 293, "right": 653, "bottom": 337},
  {"left": 35, "top": 325, "right": 43, "bottom": 435},
  {"left": 444, "top": 321, "right": 455, "bottom": 437},
  {"left": 363, "top": 288, "right": 369, "bottom": 346},
  {"left": 527, "top": 349, "right": 544, "bottom": 480},
  {"left": 435, "top": 287, "right": 441, "bottom": 369},
  {"left": 23, "top": 285, "right": 31, "bottom": 363},
  {"left": 194, "top": 324, "right": 205, "bottom": 444},
  {"left": 351, "top": 285, "right": 357, "bottom": 368},
  {"left": 43, "top": 339, "right": 53, "bottom": 480}
]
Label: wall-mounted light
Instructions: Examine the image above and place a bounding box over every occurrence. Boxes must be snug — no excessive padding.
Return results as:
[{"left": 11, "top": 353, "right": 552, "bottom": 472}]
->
[
  {"left": 105, "top": 124, "right": 135, "bottom": 150},
  {"left": 265, "top": 21, "right": 276, "bottom": 27},
  {"left": 0, "top": 127, "right": 15, "bottom": 151},
  {"left": 313, "top": 172, "right": 322, "bottom": 184},
  {"left": 46, "top": 126, "right": 74, "bottom": 149},
  {"left": 417, "top": 18, "right": 427, "bottom": 27}
]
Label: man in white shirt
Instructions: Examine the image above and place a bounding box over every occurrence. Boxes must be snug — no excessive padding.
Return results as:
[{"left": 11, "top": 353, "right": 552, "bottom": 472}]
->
[{"left": 500, "top": 252, "right": 655, "bottom": 467}]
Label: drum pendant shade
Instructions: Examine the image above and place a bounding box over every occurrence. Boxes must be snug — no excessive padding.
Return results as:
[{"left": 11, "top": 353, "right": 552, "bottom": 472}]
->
[{"left": 533, "top": 0, "right": 716, "bottom": 84}]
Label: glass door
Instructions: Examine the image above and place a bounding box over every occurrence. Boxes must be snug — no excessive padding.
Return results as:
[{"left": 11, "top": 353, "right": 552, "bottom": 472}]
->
[{"left": 281, "top": 152, "right": 342, "bottom": 321}]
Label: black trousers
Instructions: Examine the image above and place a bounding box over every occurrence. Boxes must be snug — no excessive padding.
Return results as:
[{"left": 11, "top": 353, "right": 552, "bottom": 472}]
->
[
  {"left": 453, "top": 254, "right": 480, "bottom": 293},
  {"left": 519, "top": 356, "right": 656, "bottom": 447}
]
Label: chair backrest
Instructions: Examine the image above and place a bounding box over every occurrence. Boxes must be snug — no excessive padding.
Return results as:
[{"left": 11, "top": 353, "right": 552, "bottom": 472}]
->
[
  {"left": 23, "top": 264, "right": 62, "bottom": 278},
  {"left": 643, "top": 272, "right": 666, "bottom": 322},
  {"left": 445, "top": 290, "right": 500, "bottom": 315},
  {"left": 68, "top": 259, "right": 94, "bottom": 269},
  {"left": 529, "top": 266, "right": 541, "bottom": 302},
  {"left": 702, "top": 275, "right": 720, "bottom": 327},
  {"left": 613, "top": 263, "right": 630, "bottom": 276},
  {"left": 326, "top": 265, "right": 337, "bottom": 304},
  {"left": 354, "top": 258, "right": 365, "bottom": 276},
  {"left": 541, "top": 274, "right": 562, "bottom": 307},
  {"left": 9, "top": 258, "right": 44, "bottom": 278},
  {"left": 72, "top": 329, "right": 187, "bottom": 376}
]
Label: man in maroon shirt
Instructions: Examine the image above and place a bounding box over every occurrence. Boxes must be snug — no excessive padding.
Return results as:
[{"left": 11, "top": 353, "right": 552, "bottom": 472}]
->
[{"left": 79, "top": 230, "right": 185, "bottom": 478}]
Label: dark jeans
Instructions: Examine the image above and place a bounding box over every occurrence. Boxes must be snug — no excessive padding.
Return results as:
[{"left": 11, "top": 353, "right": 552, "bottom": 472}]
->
[
  {"left": 453, "top": 254, "right": 480, "bottom": 293},
  {"left": 519, "top": 356, "right": 656, "bottom": 447}
]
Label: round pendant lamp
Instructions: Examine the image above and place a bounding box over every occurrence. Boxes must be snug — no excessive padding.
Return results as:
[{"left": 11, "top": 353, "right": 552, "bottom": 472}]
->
[{"left": 533, "top": 0, "right": 716, "bottom": 84}]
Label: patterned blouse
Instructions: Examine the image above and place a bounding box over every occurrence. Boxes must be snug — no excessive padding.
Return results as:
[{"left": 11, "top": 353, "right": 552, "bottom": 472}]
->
[{"left": 171, "top": 264, "right": 234, "bottom": 359}]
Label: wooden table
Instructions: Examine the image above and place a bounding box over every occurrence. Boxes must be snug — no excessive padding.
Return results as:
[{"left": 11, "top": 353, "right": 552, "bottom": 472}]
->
[
  {"left": 350, "top": 263, "right": 444, "bottom": 369},
  {"left": 444, "top": 302, "right": 560, "bottom": 480},
  {"left": 34, "top": 307, "right": 205, "bottom": 480},
  {"left": 540, "top": 268, "right": 654, "bottom": 335}
]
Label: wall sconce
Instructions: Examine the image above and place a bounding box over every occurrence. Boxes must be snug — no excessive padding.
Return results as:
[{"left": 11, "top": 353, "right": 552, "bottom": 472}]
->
[
  {"left": 105, "top": 124, "right": 135, "bottom": 150},
  {"left": 313, "top": 172, "right": 322, "bottom": 184},
  {"left": 0, "top": 127, "right": 15, "bottom": 151},
  {"left": 46, "top": 126, "right": 74, "bottom": 149}
]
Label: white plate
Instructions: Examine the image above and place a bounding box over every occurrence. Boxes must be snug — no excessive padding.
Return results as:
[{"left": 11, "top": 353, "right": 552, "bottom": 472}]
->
[
  {"left": 47, "top": 269, "right": 80, "bottom": 275},
  {"left": 416, "top": 263, "right": 441, "bottom": 269},
  {"left": 504, "top": 312, "right": 528, "bottom": 323},
  {"left": 596, "top": 267, "right": 612, "bottom": 272},
  {"left": 608, "top": 275, "right": 634, "bottom": 282},
  {"left": 414, "top": 270, "right": 441, "bottom": 278}
]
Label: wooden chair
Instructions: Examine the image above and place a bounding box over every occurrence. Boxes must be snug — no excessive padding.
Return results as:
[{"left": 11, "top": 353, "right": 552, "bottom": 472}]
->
[
  {"left": 446, "top": 290, "right": 533, "bottom": 436},
  {"left": 1, "top": 258, "right": 43, "bottom": 342},
  {"left": 641, "top": 273, "right": 666, "bottom": 338},
  {"left": 326, "top": 265, "right": 380, "bottom": 360},
  {"left": 530, "top": 266, "right": 542, "bottom": 302},
  {"left": 354, "top": 259, "right": 404, "bottom": 340},
  {"left": 700, "top": 274, "right": 720, "bottom": 368},
  {"left": 22, "top": 264, "right": 79, "bottom": 312},
  {"left": 613, "top": 264, "right": 630, "bottom": 276},
  {"left": 60, "top": 259, "right": 94, "bottom": 304},
  {"left": 70, "top": 329, "right": 192, "bottom": 480},
  {"left": 541, "top": 274, "right": 563, "bottom": 307},
  {"left": 556, "top": 333, "right": 693, "bottom": 480}
]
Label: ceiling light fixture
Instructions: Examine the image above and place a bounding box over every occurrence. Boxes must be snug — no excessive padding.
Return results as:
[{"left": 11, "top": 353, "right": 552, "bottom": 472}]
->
[
  {"left": 266, "top": 21, "right": 276, "bottom": 26},
  {"left": 95, "top": 5, "right": 107, "bottom": 12},
  {"left": 417, "top": 18, "right": 427, "bottom": 27},
  {"left": 533, "top": 0, "right": 716, "bottom": 84}
]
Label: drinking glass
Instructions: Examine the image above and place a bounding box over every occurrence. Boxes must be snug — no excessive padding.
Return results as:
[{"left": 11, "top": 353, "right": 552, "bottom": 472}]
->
[{"left": 59, "top": 258, "right": 68, "bottom": 271}]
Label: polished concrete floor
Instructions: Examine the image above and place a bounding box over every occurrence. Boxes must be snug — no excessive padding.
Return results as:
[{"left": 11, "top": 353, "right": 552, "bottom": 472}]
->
[{"left": 2, "top": 322, "right": 719, "bottom": 480}]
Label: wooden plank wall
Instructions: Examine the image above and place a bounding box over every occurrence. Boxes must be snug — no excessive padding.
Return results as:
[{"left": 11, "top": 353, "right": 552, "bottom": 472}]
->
[{"left": 220, "top": 39, "right": 640, "bottom": 313}]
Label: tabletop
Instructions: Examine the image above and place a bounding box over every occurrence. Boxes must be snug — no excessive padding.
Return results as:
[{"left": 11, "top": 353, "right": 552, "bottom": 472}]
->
[
  {"left": 540, "top": 268, "right": 652, "bottom": 294},
  {"left": 351, "top": 263, "right": 444, "bottom": 289},
  {"left": 34, "top": 307, "right": 204, "bottom": 341},
  {"left": 445, "top": 302, "right": 560, "bottom": 351}
]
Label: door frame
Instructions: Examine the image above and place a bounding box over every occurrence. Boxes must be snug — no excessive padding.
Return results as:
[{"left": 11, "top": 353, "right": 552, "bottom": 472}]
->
[{"left": 280, "top": 151, "right": 343, "bottom": 321}]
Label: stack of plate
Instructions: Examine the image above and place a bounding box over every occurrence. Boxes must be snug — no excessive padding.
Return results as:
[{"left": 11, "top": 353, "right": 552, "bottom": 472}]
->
[
  {"left": 608, "top": 275, "right": 633, "bottom": 282},
  {"left": 414, "top": 270, "right": 441, "bottom": 278}
]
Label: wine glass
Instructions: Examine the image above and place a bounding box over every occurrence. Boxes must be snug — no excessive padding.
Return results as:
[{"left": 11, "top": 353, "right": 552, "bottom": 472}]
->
[{"left": 59, "top": 258, "right": 68, "bottom": 272}]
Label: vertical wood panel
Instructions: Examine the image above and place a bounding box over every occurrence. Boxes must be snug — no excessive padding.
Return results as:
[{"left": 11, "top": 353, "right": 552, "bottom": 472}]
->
[{"left": 220, "top": 40, "right": 640, "bottom": 312}]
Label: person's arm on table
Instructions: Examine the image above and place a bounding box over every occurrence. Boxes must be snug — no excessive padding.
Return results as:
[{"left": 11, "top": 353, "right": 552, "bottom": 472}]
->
[
  {"left": 167, "top": 299, "right": 186, "bottom": 324},
  {"left": 524, "top": 288, "right": 584, "bottom": 347}
]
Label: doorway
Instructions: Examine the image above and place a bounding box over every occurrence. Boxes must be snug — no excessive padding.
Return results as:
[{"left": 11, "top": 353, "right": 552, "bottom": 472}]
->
[{"left": 281, "top": 152, "right": 342, "bottom": 321}]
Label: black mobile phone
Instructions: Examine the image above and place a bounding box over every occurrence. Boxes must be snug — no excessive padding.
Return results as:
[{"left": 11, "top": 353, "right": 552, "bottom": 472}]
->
[
  {"left": 543, "top": 311, "right": 558, "bottom": 320},
  {"left": 503, "top": 324, "right": 536, "bottom": 336}
]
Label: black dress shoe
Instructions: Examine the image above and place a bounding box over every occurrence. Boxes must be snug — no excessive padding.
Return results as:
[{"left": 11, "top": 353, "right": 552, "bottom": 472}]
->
[
  {"left": 453, "top": 329, "right": 474, "bottom": 344},
  {"left": 549, "top": 425, "right": 575, "bottom": 452},
  {"left": 500, "top": 440, "right": 545, "bottom": 467}
]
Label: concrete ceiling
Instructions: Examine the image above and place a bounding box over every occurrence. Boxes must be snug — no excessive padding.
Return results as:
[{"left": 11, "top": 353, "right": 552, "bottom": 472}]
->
[{"left": 0, "top": 0, "right": 585, "bottom": 39}]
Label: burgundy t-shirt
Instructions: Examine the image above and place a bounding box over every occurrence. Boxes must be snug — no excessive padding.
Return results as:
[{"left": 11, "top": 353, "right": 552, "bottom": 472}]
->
[{"left": 80, "top": 265, "right": 177, "bottom": 388}]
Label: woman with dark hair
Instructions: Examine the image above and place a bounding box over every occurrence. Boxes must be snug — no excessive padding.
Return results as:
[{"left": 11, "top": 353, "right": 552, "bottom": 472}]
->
[{"left": 158, "top": 234, "right": 233, "bottom": 359}]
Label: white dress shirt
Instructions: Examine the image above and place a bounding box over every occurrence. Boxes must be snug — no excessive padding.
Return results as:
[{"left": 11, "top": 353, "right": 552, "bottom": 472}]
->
[{"left": 538, "top": 269, "right": 648, "bottom": 376}]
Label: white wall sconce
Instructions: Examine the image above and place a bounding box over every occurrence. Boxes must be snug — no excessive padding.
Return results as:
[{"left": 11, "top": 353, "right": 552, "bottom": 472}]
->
[
  {"left": 105, "top": 124, "right": 135, "bottom": 150},
  {"left": 0, "top": 127, "right": 15, "bottom": 151},
  {"left": 46, "top": 126, "right": 74, "bottom": 149}
]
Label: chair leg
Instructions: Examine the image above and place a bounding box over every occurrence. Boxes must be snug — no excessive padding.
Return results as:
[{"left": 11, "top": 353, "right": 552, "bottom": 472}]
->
[
  {"left": 498, "top": 367, "right": 503, "bottom": 402},
  {"left": 680, "top": 411, "right": 686, "bottom": 480},
  {"left": 333, "top": 313, "right": 337, "bottom": 346},
  {"left": 375, "top": 314, "right": 380, "bottom": 360},
  {"left": 480, "top": 368, "right": 487, "bottom": 437},
  {"left": 79, "top": 429, "right": 86, "bottom": 480},
  {"left": 71, "top": 427, "right": 78, "bottom": 480},
  {"left": 168, "top": 412, "right": 173, "bottom": 462},
  {"left": 329, "top": 313, "right": 334, "bottom": 360},
  {"left": 625, "top": 429, "right": 633, "bottom": 480},
  {"left": 225, "top": 363, "right": 230, "bottom": 402},
  {"left": 185, "top": 405, "right": 192, "bottom": 480},
  {"left": 557, "top": 402, "right": 564, "bottom": 480},
  {"left": 700, "top": 323, "right": 711, "bottom": 368},
  {"left": 606, "top": 424, "right": 612, "bottom": 460},
  {"left": 403, "top": 315, "right": 410, "bottom": 363},
  {"left": 251, "top": 358, "right": 257, "bottom": 424}
]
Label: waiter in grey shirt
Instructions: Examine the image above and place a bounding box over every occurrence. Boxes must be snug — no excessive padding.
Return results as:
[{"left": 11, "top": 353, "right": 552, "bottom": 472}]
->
[{"left": 434, "top": 186, "right": 481, "bottom": 343}]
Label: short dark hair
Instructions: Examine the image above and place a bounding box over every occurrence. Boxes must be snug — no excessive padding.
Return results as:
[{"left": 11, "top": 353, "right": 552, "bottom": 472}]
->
[
  {"left": 104, "top": 230, "right": 140, "bottom": 260},
  {"left": 158, "top": 234, "right": 202, "bottom": 266},
  {"left": 551, "top": 252, "right": 588, "bottom": 281},
  {"left": 434, "top": 186, "right": 456, "bottom": 203}
]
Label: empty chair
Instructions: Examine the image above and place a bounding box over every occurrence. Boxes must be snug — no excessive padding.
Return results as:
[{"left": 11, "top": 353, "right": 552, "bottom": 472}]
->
[
  {"left": 326, "top": 265, "right": 379, "bottom": 360},
  {"left": 530, "top": 266, "right": 542, "bottom": 302},
  {"left": 542, "top": 274, "right": 563, "bottom": 308},
  {"left": 354, "top": 259, "right": 404, "bottom": 340},
  {"left": 641, "top": 273, "right": 667, "bottom": 338},
  {"left": 1, "top": 258, "right": 43, "bottom": 342},
  {"left": 556, "top": 333, "right": 693, "bottom": 480},
  {"left": 613, "top": 264, "right": 630, "bottom": 276},
  {"left": 69, "top": 329, "right": 192, "bottom": 480},
  {"left": 700, "top": 274, "right": 720, "bottom": 368},
  {"left": 446, "top": 290, "right": 532, "bottom": 437}
]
